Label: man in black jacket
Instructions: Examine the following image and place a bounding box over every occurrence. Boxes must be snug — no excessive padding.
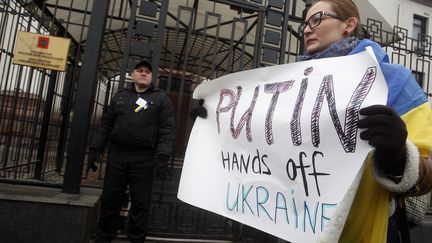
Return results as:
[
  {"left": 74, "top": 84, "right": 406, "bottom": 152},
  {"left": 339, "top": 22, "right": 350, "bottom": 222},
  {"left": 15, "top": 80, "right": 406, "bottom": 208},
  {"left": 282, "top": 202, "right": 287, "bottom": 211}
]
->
[{"left": 87, "top": 60, "right": 175, "bottom": 243}]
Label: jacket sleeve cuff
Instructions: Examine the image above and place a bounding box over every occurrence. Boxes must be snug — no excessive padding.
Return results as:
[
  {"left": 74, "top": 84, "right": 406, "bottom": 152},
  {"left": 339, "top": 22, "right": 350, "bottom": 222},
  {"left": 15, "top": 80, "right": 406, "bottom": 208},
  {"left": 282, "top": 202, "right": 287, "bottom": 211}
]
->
[{"left": 372, "top": 139, "right": 420, "bottom": 193}]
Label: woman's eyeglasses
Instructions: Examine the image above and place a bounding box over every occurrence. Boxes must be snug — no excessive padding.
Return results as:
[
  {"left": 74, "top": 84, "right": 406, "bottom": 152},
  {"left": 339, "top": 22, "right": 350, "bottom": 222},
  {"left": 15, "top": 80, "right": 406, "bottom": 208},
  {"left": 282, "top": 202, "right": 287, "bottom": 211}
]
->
[{"left": 298, "top": 11, "right": 344, "bottom": 36}]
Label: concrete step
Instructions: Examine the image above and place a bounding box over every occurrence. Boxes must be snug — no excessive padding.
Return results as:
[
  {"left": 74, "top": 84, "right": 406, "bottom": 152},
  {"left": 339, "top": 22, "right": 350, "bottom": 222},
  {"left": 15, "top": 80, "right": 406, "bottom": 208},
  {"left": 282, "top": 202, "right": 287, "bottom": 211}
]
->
[{"left": 410, "top": 214, "right": 432, "bottom": 243}]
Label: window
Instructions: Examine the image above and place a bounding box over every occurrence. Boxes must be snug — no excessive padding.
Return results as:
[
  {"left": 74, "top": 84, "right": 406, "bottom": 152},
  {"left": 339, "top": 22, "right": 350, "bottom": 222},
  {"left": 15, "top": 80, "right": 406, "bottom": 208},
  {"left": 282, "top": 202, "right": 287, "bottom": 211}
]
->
[
  {"left": 413, "top": 15, "right": 428, "bottom": 54},
  {"left": 413, "top": 15, "right": 427, "bottom": 40},
  {"left": 412, "top": 71, "right": 424, "bottom": 89}
]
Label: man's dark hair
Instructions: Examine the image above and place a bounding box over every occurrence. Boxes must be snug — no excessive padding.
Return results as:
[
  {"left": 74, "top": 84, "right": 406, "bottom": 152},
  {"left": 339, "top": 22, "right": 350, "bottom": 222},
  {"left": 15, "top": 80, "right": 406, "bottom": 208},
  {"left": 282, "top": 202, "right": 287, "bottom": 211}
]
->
[{"left": 134, "top": 60, "right": 152, "bottom": 72}]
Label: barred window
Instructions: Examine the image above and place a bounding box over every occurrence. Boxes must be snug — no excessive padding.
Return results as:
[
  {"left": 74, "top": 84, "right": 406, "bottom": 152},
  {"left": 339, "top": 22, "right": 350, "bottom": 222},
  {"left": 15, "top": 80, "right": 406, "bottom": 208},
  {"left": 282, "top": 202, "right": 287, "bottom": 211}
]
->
[
  {"left": 412, "top": 70, "right": 424, "bottom": 89},
  {"left": 413, "top": 15, "right": 427, "bottom": 40}
]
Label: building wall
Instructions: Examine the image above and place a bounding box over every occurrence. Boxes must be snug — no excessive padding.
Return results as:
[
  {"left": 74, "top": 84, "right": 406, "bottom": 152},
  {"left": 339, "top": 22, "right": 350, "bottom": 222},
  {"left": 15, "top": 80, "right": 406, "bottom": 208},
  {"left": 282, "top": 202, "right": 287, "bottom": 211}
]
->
[
  {"left": 369, "top": 0, "right": 432, "bottom": 101},
  {"left": 369, "top": 0, "right": 431, "bottom": 35}
]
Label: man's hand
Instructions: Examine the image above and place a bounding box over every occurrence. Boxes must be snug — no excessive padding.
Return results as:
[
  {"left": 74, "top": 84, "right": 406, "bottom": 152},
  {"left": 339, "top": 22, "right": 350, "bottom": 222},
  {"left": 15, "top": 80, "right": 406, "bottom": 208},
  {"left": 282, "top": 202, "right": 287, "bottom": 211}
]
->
[
  {"left": 190, "top": 99, "right": 207, "bottom": 122},
  {"left": 155, "top": 154, "right": 170, "bottom": 180},
  {"left": 196, "top": 99, "right": 207, "bottom": 118},
  {"left": 86, "top": 148, "right": 101, "bottom": 173},
  {"left": 358, "top": 105, "right": 407, "bottom": 176}
]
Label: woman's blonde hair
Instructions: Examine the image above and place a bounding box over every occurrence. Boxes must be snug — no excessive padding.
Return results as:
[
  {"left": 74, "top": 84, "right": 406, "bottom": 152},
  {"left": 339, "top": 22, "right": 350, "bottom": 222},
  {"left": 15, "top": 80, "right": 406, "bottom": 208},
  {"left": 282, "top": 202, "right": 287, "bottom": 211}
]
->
[{"left": 314, "top": 0, "right": 363, "bottom": 37}]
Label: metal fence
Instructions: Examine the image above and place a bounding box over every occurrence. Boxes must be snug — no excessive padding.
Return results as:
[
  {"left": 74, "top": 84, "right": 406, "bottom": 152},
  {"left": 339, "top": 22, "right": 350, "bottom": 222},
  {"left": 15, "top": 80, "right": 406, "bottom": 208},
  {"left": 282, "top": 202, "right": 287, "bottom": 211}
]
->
[
  {"left": 0, "top": 0, "right": 78, "bottom": 181},
  {"left": 0, "top": 0, "right": 132, "bottom": 182},
  {"left": 365, "top": 18, "right": 432, "bottom": 96}
]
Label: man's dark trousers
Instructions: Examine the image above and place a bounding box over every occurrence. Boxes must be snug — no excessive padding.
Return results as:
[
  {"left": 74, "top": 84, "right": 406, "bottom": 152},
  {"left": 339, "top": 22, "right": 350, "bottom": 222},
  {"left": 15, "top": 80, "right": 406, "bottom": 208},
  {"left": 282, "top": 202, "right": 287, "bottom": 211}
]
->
[{"left": 96, "top": 147, "right": 155, "bottom": 243}]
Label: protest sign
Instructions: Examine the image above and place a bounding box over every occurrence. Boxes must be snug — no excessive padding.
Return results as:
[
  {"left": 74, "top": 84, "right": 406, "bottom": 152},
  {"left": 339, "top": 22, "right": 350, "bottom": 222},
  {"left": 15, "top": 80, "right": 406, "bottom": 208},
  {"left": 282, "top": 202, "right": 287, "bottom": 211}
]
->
[{"left": 178, "top": 48, "right": 388, "bottom": 242}]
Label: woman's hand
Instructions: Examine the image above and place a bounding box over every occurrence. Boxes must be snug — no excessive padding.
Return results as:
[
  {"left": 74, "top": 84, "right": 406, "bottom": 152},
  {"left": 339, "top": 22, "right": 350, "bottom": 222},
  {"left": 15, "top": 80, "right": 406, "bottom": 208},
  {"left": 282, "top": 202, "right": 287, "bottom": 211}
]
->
[{"left": 358, "top": 105, "right": 407, "bottom": 177}]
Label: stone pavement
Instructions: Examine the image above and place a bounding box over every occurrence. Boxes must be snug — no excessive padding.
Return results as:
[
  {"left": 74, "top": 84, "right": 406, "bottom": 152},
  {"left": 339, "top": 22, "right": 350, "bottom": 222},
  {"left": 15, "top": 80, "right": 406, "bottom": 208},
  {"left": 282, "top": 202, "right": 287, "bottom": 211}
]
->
[
  {"left": 112, "top": 237, "right": 232, "bottom": 243},
  {"left": 410, "top": 214, "right": 432, "bottom": 243},
  {"left": 110, "top": 215, "right": 432, "bottom": 243}
]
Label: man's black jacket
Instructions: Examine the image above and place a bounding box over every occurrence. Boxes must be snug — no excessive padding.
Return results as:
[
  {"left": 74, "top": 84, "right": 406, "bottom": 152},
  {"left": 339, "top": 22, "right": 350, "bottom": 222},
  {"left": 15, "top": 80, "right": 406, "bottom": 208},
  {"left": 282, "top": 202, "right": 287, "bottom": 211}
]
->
[{"left": 90, "top": 84, "right": 175, "bottom": 157}]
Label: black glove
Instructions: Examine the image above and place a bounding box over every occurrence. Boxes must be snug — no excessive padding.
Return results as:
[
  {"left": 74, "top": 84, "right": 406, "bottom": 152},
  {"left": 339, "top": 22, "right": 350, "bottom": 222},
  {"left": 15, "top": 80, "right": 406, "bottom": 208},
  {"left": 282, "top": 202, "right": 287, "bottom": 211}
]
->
[
  {"left": 155, "top": 154, "right": 170, "bottom": 180},
  {"left": 190, "top": 99, "right": 207, "bottom": 121},
  {"left": 358, "top": 105, "right": 407, "bottom": 176},
  {"left": 86, "top": 148, "right": 101, "bottom": 172},
  {"left": 196, "top": 99, "right": 207, "bottom": 118}
]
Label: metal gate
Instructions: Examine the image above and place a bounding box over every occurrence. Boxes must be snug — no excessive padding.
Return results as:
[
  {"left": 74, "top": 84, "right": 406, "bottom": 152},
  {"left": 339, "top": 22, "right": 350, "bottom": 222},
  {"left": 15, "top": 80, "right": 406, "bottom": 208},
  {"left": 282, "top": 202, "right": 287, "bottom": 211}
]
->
[
  {"left": 109, "top": 0, "right": 299, "bottom": 240},
  {"left": 1, "top": 0, "right": 432, "bottom": 241},
  {"left": 0, "top": 0, "right": 300, "bottom": 240}
]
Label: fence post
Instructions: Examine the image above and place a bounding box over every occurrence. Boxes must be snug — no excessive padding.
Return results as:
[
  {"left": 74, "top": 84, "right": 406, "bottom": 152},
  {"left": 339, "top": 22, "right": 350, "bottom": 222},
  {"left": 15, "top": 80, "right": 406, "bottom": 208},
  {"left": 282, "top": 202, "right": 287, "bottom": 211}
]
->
[
  {"left": 62, "top": 0, "right": 110, "bottom": 194},
  {"left": 34, "top": 70, "right": 57, "bottom": 180}
]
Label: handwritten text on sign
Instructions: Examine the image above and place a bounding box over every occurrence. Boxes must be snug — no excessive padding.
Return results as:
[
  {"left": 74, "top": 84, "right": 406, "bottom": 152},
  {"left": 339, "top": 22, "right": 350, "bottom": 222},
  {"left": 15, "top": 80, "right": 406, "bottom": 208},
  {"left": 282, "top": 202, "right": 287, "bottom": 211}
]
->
[{"left": 178, "top": 49, "right": 387, "bottom": 242}]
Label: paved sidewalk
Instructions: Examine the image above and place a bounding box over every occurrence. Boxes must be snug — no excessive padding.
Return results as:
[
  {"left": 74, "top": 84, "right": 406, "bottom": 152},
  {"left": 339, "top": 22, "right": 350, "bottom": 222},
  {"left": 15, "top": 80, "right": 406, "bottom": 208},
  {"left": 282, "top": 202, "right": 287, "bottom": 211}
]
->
[
  {"left": 410, "top": 214, "right": 432, "bottom": 243},
  {"left": 110, "top": 215, "right": 432, "bottom": 243},
  {"left": 112, "top": 237, "right": 232, "bottom": 243}
]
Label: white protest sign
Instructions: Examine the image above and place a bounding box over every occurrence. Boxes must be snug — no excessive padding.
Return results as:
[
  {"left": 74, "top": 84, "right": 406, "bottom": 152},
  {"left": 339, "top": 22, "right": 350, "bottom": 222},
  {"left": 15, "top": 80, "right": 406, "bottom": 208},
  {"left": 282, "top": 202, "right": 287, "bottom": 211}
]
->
[{"left": 178, "top": 49, "right": 388, "bottom": 242}]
